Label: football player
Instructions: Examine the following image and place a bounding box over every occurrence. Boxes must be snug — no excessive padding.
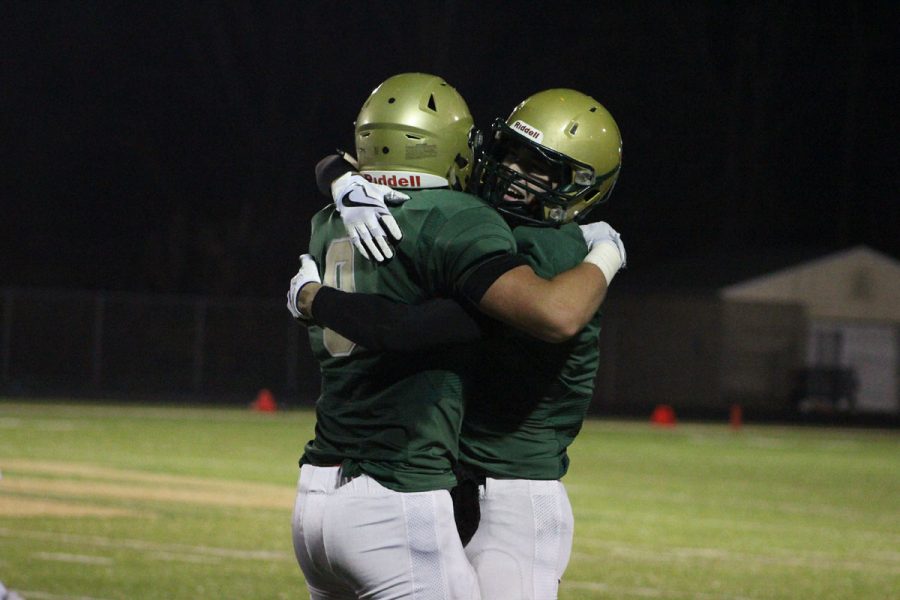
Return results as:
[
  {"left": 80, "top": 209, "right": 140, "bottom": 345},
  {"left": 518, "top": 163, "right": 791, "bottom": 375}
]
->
[
  {"left": 459, "top": 89, "right": 621, "bottom": 600},
  {"left": 288, "top": 74, "right": 623, "bottom": 600}
]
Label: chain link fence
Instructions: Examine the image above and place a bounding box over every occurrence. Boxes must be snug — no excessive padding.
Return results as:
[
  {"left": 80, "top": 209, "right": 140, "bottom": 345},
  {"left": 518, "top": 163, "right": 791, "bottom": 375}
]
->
[
  {"left": 1, "top": 287, "right": 808, "bottom": 417},
  {"left": 0, "top": 287, "right": 318, "bottom": 405}
]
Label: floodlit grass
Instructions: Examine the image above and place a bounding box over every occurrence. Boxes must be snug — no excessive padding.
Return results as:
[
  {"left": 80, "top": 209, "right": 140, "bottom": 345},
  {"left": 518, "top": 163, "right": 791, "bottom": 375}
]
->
[{"left": 0, "top": 400, "right": 897, "bottom": 599}]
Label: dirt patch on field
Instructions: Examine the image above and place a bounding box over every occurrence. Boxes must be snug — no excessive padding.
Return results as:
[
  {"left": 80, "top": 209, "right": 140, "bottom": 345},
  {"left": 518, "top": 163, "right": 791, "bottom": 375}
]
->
[
  {"left": 3, "top": 477, "right": 293, "bottom": 509},
  {"left": 0, "top": 458, "right": 294, "bottom": 510},
  {"left": 1, "top": 458, "right": 273, "bottom": 487},
  {"left": 0, "top": 495, "right": 136, "bottom": 517}
]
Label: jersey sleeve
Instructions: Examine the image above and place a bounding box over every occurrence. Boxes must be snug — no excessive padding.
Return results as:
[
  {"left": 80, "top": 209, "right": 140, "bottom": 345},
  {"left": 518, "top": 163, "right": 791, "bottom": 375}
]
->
[
  {"left": 418, "top": 200, "right": 520, "bottom": 299},
  {"left": 513, "top": 222, "right": 587, "bottom": 277}
]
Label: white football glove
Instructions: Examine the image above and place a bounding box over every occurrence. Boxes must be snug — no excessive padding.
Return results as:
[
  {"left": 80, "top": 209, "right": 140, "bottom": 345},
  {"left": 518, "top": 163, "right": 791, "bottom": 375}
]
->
[
  {"left": 286, "top": 254, "right": 321, "bottom": 320},
  {"left": 579, "top": 221, "right": 627, "bottom": 285},
  {"left": 332, "top": 172, "right": 410, "bottom": 262}
]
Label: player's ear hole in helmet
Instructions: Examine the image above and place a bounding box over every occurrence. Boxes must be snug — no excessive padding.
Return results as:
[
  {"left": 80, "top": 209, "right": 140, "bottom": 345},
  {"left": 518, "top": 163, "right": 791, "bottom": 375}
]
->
[
  {"left": 354, "top": 73, "right": 475, "bottom": 191},
  {"left": 471, "top": 88, "right": 622, "bottom": 227}
]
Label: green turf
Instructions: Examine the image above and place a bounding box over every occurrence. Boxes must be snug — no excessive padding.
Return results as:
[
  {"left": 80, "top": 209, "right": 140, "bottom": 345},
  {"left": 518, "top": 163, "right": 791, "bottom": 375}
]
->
[{"left": 0, "top": 400, "right": 897, "bottom": 599}]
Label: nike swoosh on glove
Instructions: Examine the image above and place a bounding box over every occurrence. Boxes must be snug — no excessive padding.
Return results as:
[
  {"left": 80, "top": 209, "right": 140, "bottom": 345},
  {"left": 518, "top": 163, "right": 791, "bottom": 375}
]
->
[{"left": 332, "top": 172, "right": 410, "bottom": 262}]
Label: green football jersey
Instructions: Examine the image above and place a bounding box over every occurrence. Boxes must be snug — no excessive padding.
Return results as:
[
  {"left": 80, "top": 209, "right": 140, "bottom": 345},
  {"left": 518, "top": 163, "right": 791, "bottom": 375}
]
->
[
  {"left": 459, "top": 222, "right": 602, "bottom": 480},
  {"left": 301, "top": 189, "right": 517, "bottom": 492}
]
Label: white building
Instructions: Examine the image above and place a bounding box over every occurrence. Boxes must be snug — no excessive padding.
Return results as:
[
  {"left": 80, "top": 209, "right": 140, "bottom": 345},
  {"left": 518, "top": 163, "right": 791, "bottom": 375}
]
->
[{"left": 721, "top": 246, "right": 900, "bottom": 414}]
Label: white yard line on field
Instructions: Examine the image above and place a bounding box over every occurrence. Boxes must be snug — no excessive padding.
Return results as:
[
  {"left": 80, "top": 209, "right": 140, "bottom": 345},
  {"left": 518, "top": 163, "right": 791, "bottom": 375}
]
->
[
  {"left": 566, "top": 481, "right": 886, "bottom": 524},
  {"left": 572, "top": 503, "right": 900, "bottom": 543},
  {"left": 148, "top": 551, "right": 222, "bottom": 564},
  {"left": 19, "top": 591, "right": 112, "bottom": 600},
  {"left": 0, "top": 527, "right": 293, "bottom": 562},
  {"left": 564, "top": 579, "right": 756, "bottom": 600},
  {"left": 570, "top": 541, "right": 900, "bottom": 575},
  {"left": 33, "top": 552, "right": 114, "bottom": 565}
]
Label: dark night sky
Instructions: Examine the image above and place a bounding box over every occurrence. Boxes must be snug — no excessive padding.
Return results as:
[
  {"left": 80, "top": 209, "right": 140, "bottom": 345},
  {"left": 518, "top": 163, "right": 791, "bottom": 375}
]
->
[{"left": 2, "top": 2, "right": 898, "bottom": 297}]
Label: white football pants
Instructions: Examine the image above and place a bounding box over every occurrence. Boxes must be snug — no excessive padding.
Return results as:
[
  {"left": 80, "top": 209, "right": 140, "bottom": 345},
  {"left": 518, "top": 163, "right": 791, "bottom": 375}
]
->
[
  {"left": 464, "top": 478, "right": 574, "bottom": 600},
  {"left": 292, "top": 464, "right": 481, "bottom": 600}
]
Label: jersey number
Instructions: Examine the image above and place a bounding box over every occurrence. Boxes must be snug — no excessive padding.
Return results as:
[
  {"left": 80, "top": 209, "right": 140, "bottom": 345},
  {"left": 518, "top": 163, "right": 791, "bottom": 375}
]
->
[{"left": 323, "top": 239, "right": 357, "bottom": 357}]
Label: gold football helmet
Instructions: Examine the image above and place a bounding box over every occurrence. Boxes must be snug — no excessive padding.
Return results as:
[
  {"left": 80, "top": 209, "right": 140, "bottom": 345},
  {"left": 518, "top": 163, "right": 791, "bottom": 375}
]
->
[
  {"left": 473, "top": 89, "right": 622, "bottom": 225},
  {"left": 354, "top": 73, "right": 475, "bottom": 190}
]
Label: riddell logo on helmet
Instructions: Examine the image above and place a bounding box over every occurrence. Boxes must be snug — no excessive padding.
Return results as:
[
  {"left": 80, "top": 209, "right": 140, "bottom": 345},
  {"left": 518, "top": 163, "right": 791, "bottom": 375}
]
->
[
  {"left": 511, "top": 120, "right": 544, "bottom": 143},
  {"left": 361, "top": 170, "right": 450, "bottom": 189},
  {"left": 362, "top": 173, "right": 422, "bottom": 188}
]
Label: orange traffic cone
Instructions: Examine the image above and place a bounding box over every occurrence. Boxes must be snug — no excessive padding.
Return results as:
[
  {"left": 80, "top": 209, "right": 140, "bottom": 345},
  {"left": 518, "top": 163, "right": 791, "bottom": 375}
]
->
[
  {"left": 251, "top": 388, "right": 277, "bottom": 412},
  {"left": 650, "top": 404, "right": 676, "bottom": 427}
]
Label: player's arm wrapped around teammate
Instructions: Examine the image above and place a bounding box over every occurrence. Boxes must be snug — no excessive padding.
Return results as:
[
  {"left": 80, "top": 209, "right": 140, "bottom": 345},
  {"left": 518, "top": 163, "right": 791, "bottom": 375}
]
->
[
  {"left": 315, "top": 152, "right": 358, "bottom": 197},
  {"left": 300, "top": 226, "right": 532, "bottom": 352},
  {"left": 316, "top": 153, "right": 409, "bottom": 263},
  {"left": 309, "top": 286, "right": 485, "bottom": 352},
  {"left": 293, "top": 250, "right": 487, "bottom": 352}
]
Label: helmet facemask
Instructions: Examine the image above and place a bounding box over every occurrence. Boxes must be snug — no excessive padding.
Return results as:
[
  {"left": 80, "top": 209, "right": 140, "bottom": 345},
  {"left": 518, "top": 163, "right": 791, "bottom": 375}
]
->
[{"left": 474, "top": 119, "right": 619, "bottom": 227}]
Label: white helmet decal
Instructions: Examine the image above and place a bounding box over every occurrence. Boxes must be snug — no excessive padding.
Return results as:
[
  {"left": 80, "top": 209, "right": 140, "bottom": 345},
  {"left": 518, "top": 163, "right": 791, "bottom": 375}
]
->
[
  {"left": 361, "top": 171, "right": 449, "bottom": 189},
  {"left": 510, "top": 119, "right": 544, "bottom": 144}
]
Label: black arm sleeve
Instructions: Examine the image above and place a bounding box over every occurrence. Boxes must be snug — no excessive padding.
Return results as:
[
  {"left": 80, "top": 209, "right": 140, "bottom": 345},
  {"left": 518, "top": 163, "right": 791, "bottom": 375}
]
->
[
  {"left": 315, "top": 154, "right": 357, "bottom": 197},
  {"left": 311, "top": 287, "right": 484, "bottom": 352}
]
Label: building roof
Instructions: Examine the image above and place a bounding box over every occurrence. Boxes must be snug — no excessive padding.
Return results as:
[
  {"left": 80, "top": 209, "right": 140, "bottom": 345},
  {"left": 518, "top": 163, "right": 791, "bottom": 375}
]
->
[{"left": 720, "top": 245, "right": 900, "bottom": 322}]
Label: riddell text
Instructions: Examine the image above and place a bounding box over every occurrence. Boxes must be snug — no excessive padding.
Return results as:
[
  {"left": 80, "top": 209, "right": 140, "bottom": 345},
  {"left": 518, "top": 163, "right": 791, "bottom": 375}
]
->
[{"left": 362, "top": 174, "right": 422, "bottom": 188}]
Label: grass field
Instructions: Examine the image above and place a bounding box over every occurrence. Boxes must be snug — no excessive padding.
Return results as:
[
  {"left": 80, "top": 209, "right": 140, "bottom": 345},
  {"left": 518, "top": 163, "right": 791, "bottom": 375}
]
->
[{"left": 0, "top": 400, "right": 897, "bottom": 599}]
